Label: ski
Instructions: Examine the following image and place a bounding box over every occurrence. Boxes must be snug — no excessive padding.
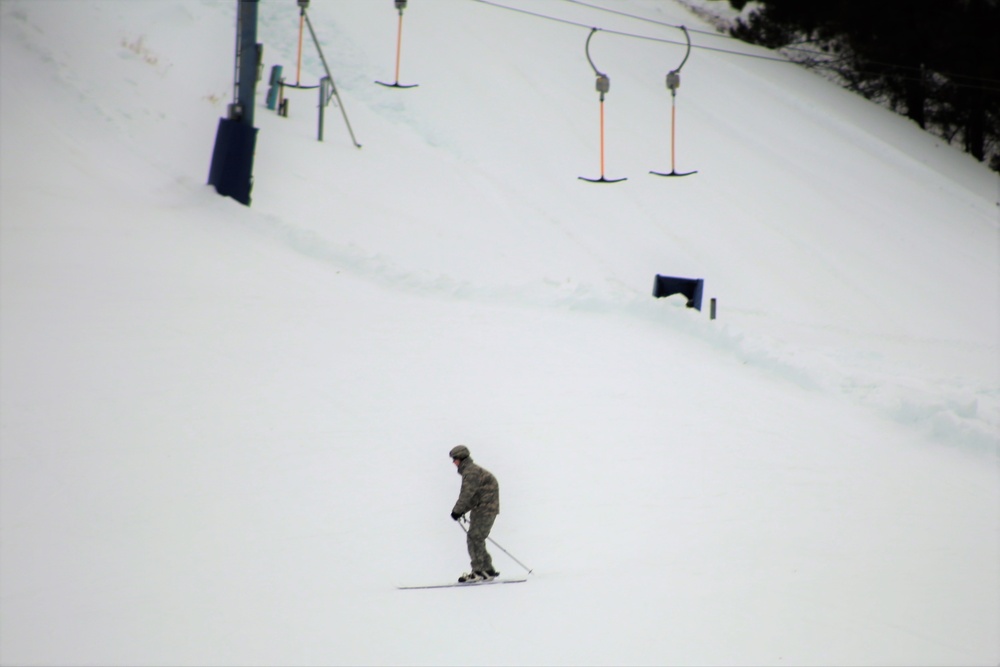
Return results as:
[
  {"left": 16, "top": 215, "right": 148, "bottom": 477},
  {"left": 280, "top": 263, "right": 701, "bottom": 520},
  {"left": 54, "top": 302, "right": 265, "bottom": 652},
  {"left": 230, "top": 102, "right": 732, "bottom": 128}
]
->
[{"left": 397, "top": 578, "right": 527, "bottom": 590}]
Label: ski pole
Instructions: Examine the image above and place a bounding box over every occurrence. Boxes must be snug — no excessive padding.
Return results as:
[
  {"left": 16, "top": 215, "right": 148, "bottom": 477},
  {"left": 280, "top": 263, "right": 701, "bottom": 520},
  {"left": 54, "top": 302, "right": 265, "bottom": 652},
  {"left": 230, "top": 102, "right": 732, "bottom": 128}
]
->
[
  {"left": 487, "top": 535, "right": 533, "bottom": 575},
  {"left": 458, "top": 516, "right": 534, "bottom": 575}
]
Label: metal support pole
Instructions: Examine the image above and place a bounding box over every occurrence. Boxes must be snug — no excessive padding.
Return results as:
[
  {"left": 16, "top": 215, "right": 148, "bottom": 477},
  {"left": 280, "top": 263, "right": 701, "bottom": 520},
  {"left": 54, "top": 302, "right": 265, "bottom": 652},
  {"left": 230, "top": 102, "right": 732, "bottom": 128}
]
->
[
  {"left": 670, "top": 88, "right": 678, "bottom": 172},
  {"left": 303, "top": 9, "right": 362, "bottom": 148},
  {"left": 232, "top": 0, "right": 259, "bottom": 125},
  {"left": 296, "top": 14, "right": 305, "bottom": 85},
  {"left": 394, "top": 8, "right": 404, "bottom": 83},
  {"left": 318, "top": 76, "right": 330, "bottom": 141},
  {"left": 297, "top": 0, "right": 309, "bottom": 85},
  {"left": 209, "top": 0, "right": 260, "bottom": 206},
  {"left": 266, "top": 64, "right": 283, "bottom": 110},
  {"left": 599, "top": 97, "right": 605, "bottom": 177}
]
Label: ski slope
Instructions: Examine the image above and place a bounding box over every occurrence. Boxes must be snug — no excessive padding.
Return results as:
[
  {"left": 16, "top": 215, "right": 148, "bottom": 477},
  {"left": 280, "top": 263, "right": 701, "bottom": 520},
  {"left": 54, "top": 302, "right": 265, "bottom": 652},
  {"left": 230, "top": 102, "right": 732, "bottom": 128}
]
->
[{"left": 1, "top": 1, "right": 998, "bottom": 665}]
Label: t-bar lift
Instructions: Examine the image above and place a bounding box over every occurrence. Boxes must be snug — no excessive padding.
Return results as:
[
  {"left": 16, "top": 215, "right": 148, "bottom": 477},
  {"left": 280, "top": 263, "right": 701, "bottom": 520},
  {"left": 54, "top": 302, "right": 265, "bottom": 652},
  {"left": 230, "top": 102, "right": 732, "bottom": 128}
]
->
[
  {"left": 579, "top": 28, "right": 626, "bottom": 183},
  {"left": 650, "top": 26, "right": 696, "bottom": 177}
]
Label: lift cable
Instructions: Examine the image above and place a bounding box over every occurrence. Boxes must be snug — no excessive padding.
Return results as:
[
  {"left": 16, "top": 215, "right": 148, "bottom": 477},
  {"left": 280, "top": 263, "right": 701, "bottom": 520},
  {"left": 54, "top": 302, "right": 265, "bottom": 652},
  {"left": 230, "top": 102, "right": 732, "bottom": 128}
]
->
[{"left": 469, "top": 0, "right": 1000, "bottom": 92}]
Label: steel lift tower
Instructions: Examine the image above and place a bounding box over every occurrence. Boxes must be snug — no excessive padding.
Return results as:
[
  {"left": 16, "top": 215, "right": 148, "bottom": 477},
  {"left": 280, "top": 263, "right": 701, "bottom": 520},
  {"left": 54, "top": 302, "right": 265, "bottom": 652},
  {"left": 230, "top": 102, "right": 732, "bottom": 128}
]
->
[{"left": 208, "top": 0, "right": 261, "bottom": 206}]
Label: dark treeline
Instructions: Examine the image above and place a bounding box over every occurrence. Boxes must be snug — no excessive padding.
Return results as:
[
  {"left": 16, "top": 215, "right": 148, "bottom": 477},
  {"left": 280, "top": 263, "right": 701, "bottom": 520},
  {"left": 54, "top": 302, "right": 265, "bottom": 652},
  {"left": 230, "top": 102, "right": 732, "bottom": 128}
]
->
[{"left": 726, "top": 0, "right": 1000, "bottom": 171}]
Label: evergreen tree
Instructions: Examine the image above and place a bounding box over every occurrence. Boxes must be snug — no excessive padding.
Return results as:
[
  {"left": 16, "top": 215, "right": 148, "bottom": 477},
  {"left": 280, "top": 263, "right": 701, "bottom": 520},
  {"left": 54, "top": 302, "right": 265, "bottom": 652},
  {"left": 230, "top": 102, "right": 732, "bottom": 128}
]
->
[{"left": 728, "top": 0, "right": 1000, "bottom": 169}]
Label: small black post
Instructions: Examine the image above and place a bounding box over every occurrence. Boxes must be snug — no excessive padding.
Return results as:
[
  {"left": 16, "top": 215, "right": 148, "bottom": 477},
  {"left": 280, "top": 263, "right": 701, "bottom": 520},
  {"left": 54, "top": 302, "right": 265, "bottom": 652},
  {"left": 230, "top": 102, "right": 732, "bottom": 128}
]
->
[{"left": 710, "top": 298, "right": 717, "bottom": 320}]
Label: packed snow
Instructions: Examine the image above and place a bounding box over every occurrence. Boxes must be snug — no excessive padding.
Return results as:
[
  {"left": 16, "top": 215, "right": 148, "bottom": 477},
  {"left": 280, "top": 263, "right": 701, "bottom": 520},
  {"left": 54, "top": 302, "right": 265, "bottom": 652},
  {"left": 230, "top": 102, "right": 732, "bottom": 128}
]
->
[{"left": 1, "top": 1, "right": 998, "bottom": 665}]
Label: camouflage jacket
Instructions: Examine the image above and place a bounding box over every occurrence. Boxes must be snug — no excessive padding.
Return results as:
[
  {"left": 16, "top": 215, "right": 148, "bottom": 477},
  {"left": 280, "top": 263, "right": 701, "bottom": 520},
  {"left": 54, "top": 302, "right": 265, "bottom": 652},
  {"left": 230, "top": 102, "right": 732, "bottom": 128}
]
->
[{"left": 452, "top": 458, "right": 500, "bottom": 517}]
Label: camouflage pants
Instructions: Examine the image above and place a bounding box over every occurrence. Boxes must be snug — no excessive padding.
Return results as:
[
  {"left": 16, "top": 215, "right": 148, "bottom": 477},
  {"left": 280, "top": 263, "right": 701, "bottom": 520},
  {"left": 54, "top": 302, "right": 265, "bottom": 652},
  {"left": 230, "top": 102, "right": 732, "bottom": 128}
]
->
[{"left": 466, "top": 511, "right": 497, "bottom": 573}]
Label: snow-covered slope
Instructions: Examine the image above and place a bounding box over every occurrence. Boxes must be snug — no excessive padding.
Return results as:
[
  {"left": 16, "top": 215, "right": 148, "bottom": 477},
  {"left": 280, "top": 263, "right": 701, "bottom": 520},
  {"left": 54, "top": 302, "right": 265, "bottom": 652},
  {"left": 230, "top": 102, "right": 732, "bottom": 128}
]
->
[{"left": 2, "top": 1, "right": 998, "bottom": 665}]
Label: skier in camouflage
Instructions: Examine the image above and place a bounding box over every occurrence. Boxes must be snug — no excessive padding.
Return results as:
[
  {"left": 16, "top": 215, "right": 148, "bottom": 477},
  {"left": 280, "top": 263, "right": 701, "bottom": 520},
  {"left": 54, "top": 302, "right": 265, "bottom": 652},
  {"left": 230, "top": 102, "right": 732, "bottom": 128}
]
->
[{"left": 449, "top": 445, "right": 500, "bottom": 583}]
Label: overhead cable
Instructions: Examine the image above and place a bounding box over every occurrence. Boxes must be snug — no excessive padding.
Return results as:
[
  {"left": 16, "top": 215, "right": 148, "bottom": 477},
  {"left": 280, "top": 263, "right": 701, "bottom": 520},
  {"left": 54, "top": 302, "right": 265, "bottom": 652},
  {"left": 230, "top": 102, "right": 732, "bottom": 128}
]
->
[{"left": 468, "top": 0, "right": 1000, "bottom": 92}]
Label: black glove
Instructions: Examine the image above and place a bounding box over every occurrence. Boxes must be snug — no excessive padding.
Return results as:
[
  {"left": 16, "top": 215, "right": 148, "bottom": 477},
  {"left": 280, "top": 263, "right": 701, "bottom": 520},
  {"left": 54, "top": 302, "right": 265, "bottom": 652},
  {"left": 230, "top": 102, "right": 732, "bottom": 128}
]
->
[{"left": 451, "top": 512, "right": 462, "bottom": 521}]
